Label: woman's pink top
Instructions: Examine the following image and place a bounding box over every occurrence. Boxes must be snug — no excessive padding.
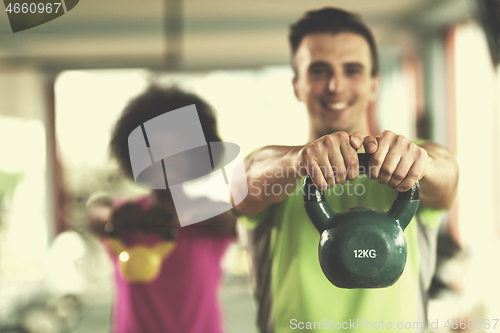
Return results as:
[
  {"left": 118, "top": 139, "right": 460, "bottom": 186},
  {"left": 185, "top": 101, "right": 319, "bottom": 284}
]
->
[{"left": 106, "top": 196, "right": 235, "bottom": 333}]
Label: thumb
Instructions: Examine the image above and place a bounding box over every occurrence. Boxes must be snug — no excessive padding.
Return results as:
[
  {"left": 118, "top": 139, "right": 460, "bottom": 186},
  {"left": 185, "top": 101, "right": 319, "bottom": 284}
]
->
[
  {"left": 363, "top": 136, "right": 378, "bottom": 154},
  {"left": 349, "top": 132, "right": 364, "bottom": 150}
]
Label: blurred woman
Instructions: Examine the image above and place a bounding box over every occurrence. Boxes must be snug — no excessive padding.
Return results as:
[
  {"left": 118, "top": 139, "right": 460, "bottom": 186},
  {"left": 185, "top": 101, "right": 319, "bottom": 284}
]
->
[{"left": 87, "top": 86, "right": 236, "bottom": 333}]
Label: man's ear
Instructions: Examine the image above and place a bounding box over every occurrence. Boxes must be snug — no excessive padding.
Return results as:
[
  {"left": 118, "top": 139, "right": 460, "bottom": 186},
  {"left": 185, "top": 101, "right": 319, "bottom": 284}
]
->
[{"left": 370, "top": 74, "right": 380, "bottom": 101}]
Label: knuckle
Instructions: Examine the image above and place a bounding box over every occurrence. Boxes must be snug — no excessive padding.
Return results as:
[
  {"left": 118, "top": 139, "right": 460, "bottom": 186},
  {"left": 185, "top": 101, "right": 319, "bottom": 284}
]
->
[
  {"left": 331, "top": 166, "right": 343, "bottom": 177},
  {"left": 336, "top": 131, "right": 349, "bottom": 141},
  {"left": 399, "top": 180, "right": 412, "bottom": 190},
  {"left": 299, "top": 148, "right": 311, "bottom": 160},
  {"left": 380, "top": 166, "right": 392, "bottom": 176},
  {"left": 380, "top": 130, "right": 393, "bottom": 138},
  {"left": 345, "top": 156, "right": 358, "bottom": 167},
  {"left": 395, "top": 135, "right": 409, "bottom": 145},
  {"left": 310, "top": 141, "right": 322, "bottom": 151},
  {"left": 407, "top": 169, "right": 420, "bottom": 180},
  {"left": 322, "top": 135, "right": 335, "bottom": 149},
  {"left": 371, "top": 155, "right": 382, "bottom": 166},
  {"left": 378, "top": 177, "right": 388, "bottom": 185},
  {"left": 417, "top": 147, "right": 427, "bottom": 159},
  {"left": 337, "top": 166, "right": 346, "bottom": 177},
  {"left": 392, "top": 171, "right": 405, "bottom": 182},
  {"left": 322, "top": 166, "right": 333, "bottom": 179},
  {"left": 325, "top": 172, "right": 335, "bottom": 181},
  {"left": 324, "top": 166, "right": 334, "bottom": 178}
]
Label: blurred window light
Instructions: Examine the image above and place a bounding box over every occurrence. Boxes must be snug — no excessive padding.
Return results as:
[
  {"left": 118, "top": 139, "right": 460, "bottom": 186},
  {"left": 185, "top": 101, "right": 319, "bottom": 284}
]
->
[
  {"left": 55, "top": 67, "right": 308, "bottom": 171},
  {"left": 46, "top": 230, "right": 87, "bottom": 294},
  {"left": 454, "top": 23, "right": 497, "bottom": 245},
  {"left": 55, "top": 70, "right": 150, "bottom": 168},
  {"left": 377, "top": 65, "right": 415, "bottom": 138},
  {"left": 0, "top": 115, "right": 47, "bottom": 282},
  {"left": 0, "top": 115, "right": 47, "bottom": 322},
  {"left": 453, "top": 22, "right": 500, "bottom": 321}
]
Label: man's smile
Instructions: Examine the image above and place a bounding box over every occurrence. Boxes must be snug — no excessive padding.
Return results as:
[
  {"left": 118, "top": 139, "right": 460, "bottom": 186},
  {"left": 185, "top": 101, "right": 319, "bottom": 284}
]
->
[{"left": 319, "top": 99, "right": 355, "bottom": 112}]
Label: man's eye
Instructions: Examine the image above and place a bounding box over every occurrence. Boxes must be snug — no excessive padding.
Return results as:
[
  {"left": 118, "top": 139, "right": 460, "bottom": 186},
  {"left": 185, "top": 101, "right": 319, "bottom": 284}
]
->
[
  {"left": 346, "top": 68, "right": 362, "bottom": 76},
  {"left": 309, "top": 68, "right": 330, "bottom": 77}
]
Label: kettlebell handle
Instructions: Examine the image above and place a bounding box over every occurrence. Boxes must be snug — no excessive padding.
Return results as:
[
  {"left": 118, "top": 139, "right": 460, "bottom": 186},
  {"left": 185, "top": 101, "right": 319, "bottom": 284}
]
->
[{"left": 303, "top": 153, "right": 419, "bottom": 203}]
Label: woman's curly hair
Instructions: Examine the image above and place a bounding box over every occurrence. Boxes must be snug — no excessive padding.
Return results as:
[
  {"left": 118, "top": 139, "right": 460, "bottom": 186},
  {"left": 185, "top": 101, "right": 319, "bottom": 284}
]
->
[{"left": 109, "top": 85, "right": 222, "bottom": 180}]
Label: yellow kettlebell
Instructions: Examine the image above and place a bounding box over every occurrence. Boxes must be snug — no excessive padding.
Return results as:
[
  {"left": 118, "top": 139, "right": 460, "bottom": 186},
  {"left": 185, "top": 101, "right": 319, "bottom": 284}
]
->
[{"left": 106, "top": 238, "right": 176, "bottom": 283}]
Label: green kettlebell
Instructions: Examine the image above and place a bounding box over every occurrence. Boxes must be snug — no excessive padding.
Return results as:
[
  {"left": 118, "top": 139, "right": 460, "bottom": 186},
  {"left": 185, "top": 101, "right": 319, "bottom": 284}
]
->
[{"left": 303, "top": 153, "right": 420, "bottom": 289}]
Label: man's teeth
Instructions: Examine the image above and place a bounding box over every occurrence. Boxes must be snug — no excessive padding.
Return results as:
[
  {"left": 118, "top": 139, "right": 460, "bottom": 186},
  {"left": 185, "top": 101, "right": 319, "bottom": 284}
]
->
[{"left": 329, "top": 102, "right": 348, "bottom": 110}]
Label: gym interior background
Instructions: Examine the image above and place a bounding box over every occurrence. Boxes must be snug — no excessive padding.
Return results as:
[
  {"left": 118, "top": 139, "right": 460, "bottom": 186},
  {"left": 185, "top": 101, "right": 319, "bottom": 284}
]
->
[{"left": 0, "top": 0, "right": 499, "bottom": 332}]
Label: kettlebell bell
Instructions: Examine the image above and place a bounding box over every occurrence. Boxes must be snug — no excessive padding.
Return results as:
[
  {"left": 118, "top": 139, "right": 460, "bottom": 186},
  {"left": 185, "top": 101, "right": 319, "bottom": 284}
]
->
[
  {"left": 105, "top": 228, "right": 177, "bottom": 283},
  {"left": 303, "top": 153, "right": 420, "bottom": 289}
]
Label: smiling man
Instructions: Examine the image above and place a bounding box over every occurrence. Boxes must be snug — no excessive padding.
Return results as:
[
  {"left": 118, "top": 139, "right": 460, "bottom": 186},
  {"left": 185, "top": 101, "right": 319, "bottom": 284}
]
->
[{"left": 233, "top": 7, "right": 458, "bottom": 333}]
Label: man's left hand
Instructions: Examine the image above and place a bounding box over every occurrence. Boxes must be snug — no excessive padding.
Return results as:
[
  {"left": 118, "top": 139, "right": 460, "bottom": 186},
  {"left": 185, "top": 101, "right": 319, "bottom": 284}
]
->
[{"left": 350, "top": 130, "right": 429, "bottom": 192}]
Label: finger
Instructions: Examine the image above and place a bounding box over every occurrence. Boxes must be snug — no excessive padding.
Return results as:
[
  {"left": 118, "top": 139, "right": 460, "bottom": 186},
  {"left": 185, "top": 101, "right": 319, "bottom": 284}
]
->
[
  {"left": 317, "top": 156, "right": 337, "bottom": 189},
  {"left": 377, "top": 148, "right": 401, "bottom": 185},
  {"left": 306, "top": 159, "right": 328, "bottom": 191},
  {"left": 396, "top": 155, "right": 427, "bottom": 192},
  {"left": 328, "top": 149, "right": 346, "bottom": 186},
  {"left": 388, "top": 156, "right": 413, "bottom": 189},
  {"left": 349, "top": 132, "right": 364, "bottom": 150},
  {"left": 339, "top": 139, "right": 359, "bottom": 181},
  {"left": 367, "top": 138, "right": 389, "bottom": 180},
  {"left": 296, "top": 159, "right": 309, "bottom": 178},
  {"left": 363, "top": 135, "right": 378, "bottom": 154}
]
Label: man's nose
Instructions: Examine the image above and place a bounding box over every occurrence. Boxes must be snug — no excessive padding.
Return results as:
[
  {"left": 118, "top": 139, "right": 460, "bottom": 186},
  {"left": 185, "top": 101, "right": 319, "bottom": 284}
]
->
[{"left": 327, "top": 75, "right": 345, "bottom": 93}]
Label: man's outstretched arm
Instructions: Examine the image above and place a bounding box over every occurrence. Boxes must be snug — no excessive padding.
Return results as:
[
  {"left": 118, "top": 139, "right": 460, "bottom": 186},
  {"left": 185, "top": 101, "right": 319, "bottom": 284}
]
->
[
  {"left": 233, "top": 145, "right": 303, "bottom": 216},
  {"left": 235, "top": 130, "right": 458, "bottom": 215}
]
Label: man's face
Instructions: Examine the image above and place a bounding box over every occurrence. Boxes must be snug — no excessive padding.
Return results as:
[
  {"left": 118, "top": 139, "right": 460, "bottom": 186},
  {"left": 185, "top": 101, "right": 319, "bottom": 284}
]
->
[{"left": 292, "top": 32, "right": 379, "bottom": 138}]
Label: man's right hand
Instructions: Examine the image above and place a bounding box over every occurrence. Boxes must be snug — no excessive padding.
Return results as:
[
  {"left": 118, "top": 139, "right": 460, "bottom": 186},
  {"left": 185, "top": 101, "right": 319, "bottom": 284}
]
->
[
  {"left": 291, "top": 131, "right": 365, "bottom": 191},
  {"left": 234, "top": 132, "right": 365, "bottom": 215}
]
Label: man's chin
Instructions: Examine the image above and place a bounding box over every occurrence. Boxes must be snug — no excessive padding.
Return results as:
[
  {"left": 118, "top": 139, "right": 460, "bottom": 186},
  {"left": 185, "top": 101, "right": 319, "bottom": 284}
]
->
[
  {"left": 324, "top": 121, "right": 351, "bottom": 133},
  {"left": 318, "top": 126, "right": 349, "bottom": 137}
]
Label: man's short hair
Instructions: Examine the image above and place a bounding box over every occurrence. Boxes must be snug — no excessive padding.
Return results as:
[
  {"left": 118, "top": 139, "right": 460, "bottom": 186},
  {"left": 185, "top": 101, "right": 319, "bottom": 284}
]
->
[
  {"left": 110, "top": 86, "right": 222, "bottom": 180},
  {"left": 289, "top": 7, "right": 379, "bottom": 77}
]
